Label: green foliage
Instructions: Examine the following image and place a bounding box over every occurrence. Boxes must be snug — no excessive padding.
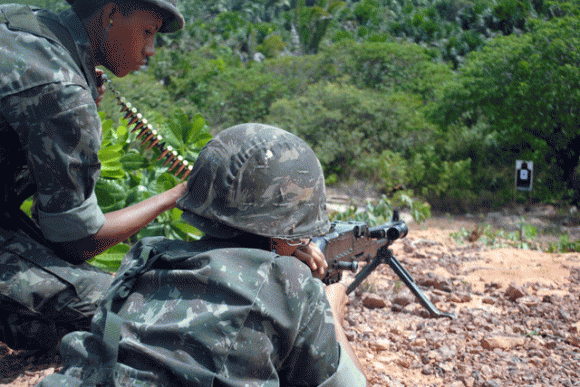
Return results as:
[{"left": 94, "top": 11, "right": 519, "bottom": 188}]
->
[
  {"left": 0, "top": 0, "right": 68, "bottom": 11},
  {"left": 88, "top": 244, "right": 129, "bottom": 272},
  {"left": 18, "top": 0, "right": 580, "bottom": 219},
  {"left": 99, "top": 70, "right": 180, "bottom": 122},
  {"left": 268, "top": 82, "right": 434, "bottom": 178},
  {"left": 257, "top": 33, "right": 287, "bottom": 58},
  {"left": 439, "top": 15, "right": 580, "bottom": 203},
  {"left": 90, "top": 109, "right": 210, "bottom": 271},
  {"left": 293, "top": 0, "right": 346, "bottom": 54},
  {"left": 546, "top": 234, "right": 580, "bottom": 253},
  {"left": 148, "top": 47, "right": 240, "bottom": 109},
  {"left": 160, "top": 110, "right": 213, "bottom": 161},
  {"left": 450, "top": 221, "right": 541, "bottom": 250},
  {"left": 204, "top": 66, "right": 290, "bottom": 128},
  {"left": 330, "top": 194, "right": 431, "bottom": 225},
  {"left": 262, "top": 52, "right": 339, "bottom": 94},
  {"left": 319, "top": 40, "right": 455, "bottom": 101}
]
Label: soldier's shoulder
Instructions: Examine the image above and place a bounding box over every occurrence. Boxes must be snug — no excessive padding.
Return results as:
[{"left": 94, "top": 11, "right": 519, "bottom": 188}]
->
[{"left": 0, "top": 7, "right": 85, "bottom": 100}]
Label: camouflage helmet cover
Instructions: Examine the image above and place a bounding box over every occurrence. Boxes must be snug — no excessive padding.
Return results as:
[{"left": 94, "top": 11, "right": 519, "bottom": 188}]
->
[
  {"left": 176, "top": 123, "right": 330, "bottom": 240},
  {"left": 65, "top": 0, "right": 184, "bottom": 33}
]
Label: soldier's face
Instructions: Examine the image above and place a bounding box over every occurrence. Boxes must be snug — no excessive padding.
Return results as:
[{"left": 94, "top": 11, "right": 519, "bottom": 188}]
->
[{"left": 102, "top": 9, "right": 162, "bottom": 77}]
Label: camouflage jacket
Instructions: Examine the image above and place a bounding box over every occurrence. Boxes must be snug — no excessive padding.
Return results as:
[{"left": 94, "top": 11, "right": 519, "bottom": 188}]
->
[
  {"left": 39, "top": 237, "right": 365, "bottom": 387},
  {"left": 0, "top": 4, "right": 105, "bottom": 243}
]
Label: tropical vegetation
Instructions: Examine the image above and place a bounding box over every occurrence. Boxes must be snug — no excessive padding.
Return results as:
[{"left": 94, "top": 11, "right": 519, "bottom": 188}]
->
[{"left": 9, "top": 0, "right": 580, "bottom": 264}]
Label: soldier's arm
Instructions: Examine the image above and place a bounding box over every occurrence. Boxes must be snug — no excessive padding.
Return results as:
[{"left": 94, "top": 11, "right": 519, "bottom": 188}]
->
[
  {"left": 324, "top": 283, "right": 367, "bottom": 380},
  {"left": 56, "top": 182, "right": 187, "bottom": 262},
  {"left": 2, "top": 81, "right": 186, "bottom": 263}
]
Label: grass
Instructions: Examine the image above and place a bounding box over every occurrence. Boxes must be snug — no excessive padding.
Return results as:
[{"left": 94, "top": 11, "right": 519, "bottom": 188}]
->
[{"left": 449, "top": 219, "right": 565, "bottom": 252}]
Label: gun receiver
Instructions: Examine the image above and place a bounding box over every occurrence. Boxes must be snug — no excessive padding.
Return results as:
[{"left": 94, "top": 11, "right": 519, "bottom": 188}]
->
[{"left": 314, "top": 212, "right": 455, "bottom": 319}]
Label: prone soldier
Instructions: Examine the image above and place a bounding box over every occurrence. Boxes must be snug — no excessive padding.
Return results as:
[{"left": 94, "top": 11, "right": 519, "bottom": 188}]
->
[{"left": 37, "top": 123, "right": 367, "bottom": 386}]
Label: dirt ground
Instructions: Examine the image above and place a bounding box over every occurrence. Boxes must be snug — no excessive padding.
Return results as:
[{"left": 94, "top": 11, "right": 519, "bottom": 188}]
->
[{"left": 1, "top": 211, "right": 580, "bottom": 387}]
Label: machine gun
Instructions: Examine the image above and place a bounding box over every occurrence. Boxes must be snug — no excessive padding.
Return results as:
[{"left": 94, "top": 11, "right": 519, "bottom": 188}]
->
[{"left": 314, "top": 211, "right": 455, "bottom": 319}]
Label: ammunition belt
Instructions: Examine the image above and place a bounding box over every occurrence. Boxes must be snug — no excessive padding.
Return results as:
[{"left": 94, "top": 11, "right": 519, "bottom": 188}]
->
[{"left": 103, "top": 76, "right": 194, "bottom": 180}]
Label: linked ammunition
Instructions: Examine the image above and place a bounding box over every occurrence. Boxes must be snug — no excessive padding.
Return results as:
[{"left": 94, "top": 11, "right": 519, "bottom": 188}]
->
[{"left": 101, "top": 75, "right": 192, "bottom": 180}]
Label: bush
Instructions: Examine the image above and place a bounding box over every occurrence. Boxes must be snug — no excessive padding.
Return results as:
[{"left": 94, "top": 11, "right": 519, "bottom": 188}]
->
[
  {"left": 438, "top": 16, "right": 580, "bottom": 204},
  {"left": 318, "top": 38, "right": 454, "bottom": 101},
  {"left": 267, "top": 82, "right": 435, "bottom": 178},
  {"left": 204, "top": 66, "right": 290, "bottom": 130}
]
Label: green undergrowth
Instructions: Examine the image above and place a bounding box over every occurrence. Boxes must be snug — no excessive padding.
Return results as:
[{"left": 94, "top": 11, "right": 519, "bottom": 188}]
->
[{"left": 451, "top": 220, "right": 580, "bottom": 253}]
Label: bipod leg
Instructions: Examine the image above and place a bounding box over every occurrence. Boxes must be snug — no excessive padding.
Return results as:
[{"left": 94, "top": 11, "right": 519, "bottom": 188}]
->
[
  {"left": 387, "top": 255, "right": 456, "bottom": 319},
  {"left": 346, "top": 247, "right": 390, "bottom": 295}
]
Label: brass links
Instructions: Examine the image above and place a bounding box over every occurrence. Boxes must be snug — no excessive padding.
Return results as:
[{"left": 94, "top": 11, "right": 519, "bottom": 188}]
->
[{"left": 103, "top": 76, "right": 193, "bottom": 180}]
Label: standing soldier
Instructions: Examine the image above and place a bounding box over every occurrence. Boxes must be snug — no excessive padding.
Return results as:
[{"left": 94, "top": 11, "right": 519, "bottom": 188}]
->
[{"left": 0, "top": 0, "right": 186, "bottom": 351}]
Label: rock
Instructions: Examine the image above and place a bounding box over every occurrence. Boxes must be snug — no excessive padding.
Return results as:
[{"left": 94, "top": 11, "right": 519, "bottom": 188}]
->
[
  {"left": 481, "top": 335, "right": 526, "bottom": 350},
  {"left": 362, "top": 293, "right": 387, "bottom": 309},
  {"left": 421, "top": 365, "right": 433, "bottom": 375},
  {"left": 505, "top": 283, "right": 528, "bottom": 301},
  {"left": 569, "top": 335, "right": 580, "bottom": 348},
  {"left": 396, "top": 357, "right": 411, "bottom": 368},
  {"left": 344, "top": 329, "right": 356, "bottom": 341},
  {"left": 459, "top": 376, "right": 475, "bottom": 387},
  {"left": 446, "top": 293, "right": 462, "bottom": 303},
  {"left": 517, "top": 296, "right": 541, "bottom": 306},
  {"left": 558, "top": 309, "right": 571, "bottom": 322},
  {"left": 392, "top": 290, "right": 414, "bottom": 307},
  {"left": 417, "top": 272, "right": 452, "bottom": 292},
  {"left": 482, "top": 380, "right": 502, "bottom": 387},
  {"left": 410, "top": 338, "right": 427, "bottom": 347},
  {"left": 369, "top": 339, "right": 390, "bottom": 351}
]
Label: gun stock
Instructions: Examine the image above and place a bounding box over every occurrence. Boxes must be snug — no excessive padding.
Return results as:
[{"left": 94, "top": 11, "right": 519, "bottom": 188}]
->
[{"left": 314, "top": 213, "right": 455, "bottom": 319}]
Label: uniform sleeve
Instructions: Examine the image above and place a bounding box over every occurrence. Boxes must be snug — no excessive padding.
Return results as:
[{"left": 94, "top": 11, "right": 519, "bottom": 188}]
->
[
  {"left": 272, "top": 255, "right": 366, "bottom": 386},
  {"left": 270, "top": 257, "right": 339, "bottom": 385},
  {"left": 2, "top": 82, "right": 105, "bottom": 242}
]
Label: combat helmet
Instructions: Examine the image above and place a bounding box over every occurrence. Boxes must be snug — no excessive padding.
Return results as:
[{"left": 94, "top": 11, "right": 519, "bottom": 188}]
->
[
  {"left": 176, "top": 123, "right": 330, "bottom": 240},
  {"left": 66, "top": 0, "right": 184, "bottom": 33}
]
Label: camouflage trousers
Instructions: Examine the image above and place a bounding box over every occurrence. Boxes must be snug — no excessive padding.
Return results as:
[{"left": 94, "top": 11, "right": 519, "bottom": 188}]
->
[{"left": 0, "top": 226, "right": 112, "bottom": 351}]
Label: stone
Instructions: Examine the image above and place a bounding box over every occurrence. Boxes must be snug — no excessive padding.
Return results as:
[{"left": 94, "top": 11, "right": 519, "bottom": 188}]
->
[
  {"left": 505, "top": 283, "right": 528, "bottom": 301},
  {"left": 481, "top": 335, "right": 526, "bottom": 350},
  {"left": 392, "top": 290, "right": 415, "bottom": 307},
  {"left": 362, "top": 293, "right": 387, "bottom": 309},
  {"left": 369, "top": 338, "right": 390, "bottom": 351}
]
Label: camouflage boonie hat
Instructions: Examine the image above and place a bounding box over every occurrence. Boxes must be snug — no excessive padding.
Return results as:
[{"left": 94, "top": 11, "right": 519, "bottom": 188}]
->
[
  {"left": 176, "top": 123, "right": 330, "bottom": 240},
  {"left": 66, "top": 0, "right": 184, "bottom": 33}
]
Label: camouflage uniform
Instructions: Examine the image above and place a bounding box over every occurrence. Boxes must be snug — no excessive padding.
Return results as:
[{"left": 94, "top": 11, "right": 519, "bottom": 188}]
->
[
  {"left": 0, "top": 4, "right": 112, "bottom": 350},
  {"left": 40, "top": 237, "right": 365, "bottom": 387},
  {"left": 37, "top": 125, "right": 366, "bottom": 386}
]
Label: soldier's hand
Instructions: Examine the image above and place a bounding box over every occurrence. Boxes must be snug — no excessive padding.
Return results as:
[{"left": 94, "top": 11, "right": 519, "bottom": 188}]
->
[
  {"left": 295, "top": 241, "right": 327, "bottom": 278},
  {"left": 95, "top": 68, "right": 106, "bottom": 107}
]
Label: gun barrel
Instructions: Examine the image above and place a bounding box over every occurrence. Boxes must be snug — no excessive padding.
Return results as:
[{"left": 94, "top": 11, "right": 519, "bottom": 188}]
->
[
  {"left": 387, "top": 222, "right": 408, "bottom": 240},
  {"left": 369, "top": 221, "right": 408, "bottom": 240}
]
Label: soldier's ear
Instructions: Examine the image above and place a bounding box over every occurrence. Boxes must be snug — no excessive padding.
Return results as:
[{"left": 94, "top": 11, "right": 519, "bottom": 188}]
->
[{"left": 101, "top": 2, "right": 118, "bottom": 27}]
